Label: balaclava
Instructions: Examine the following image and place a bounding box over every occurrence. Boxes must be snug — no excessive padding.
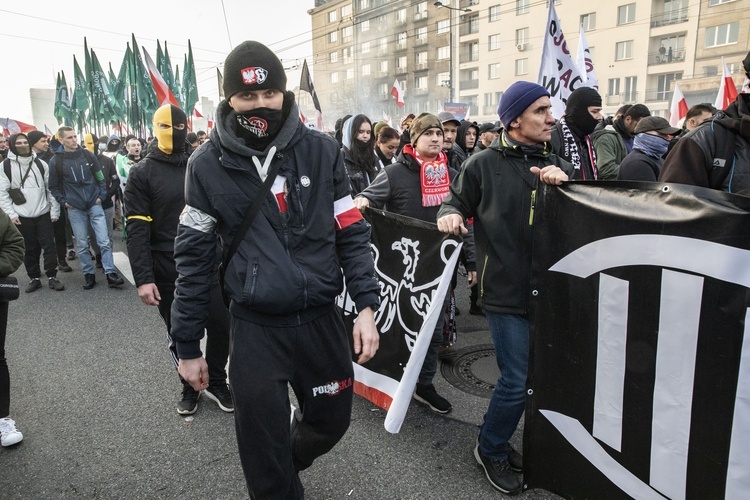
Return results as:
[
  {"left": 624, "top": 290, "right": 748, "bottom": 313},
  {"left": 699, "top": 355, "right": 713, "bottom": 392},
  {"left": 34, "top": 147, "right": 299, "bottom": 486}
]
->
[
  {"left": 9, "top": 133, "right": 31, "bottom": 157},
  {"left": 106, "top": 135, "right": 121, "bottom": 152},
  {"left": 223, "top": 40, "right": 288, "bottom": 149},
  {"left": 565, "top": 87, "right": 603, "bottom": 137},
  {"left": 153, "top": 104, "right": 188, "bottom": 154},
  {"left": 84, "top": 133, "right": 98, "bottom": 154}
]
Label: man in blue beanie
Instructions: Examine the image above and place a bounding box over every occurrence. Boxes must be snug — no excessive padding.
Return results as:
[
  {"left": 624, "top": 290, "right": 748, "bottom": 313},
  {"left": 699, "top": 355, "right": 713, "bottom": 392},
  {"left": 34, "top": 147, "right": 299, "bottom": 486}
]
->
[{"left": 437, "top": 81, "right": 573, "bottom": 495}]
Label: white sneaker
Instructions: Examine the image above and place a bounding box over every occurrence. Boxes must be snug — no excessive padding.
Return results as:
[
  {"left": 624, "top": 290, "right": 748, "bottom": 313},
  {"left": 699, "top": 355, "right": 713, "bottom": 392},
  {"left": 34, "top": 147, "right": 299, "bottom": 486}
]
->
[{"left": 0, "top": 417, "right": 24, "bottom": 446}]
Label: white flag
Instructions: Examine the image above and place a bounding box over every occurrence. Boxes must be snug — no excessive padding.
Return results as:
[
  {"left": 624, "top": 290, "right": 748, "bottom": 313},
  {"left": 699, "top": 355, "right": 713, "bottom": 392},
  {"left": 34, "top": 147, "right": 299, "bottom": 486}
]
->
[
  {"left": 537, "top": 0, "right": 587, "bottom": 118},
  {"left": 668, "top": 82, "right": 688, "bottom": 127},
  {"left": 576, "top": 24, "right": 598, "bottom": 90}
]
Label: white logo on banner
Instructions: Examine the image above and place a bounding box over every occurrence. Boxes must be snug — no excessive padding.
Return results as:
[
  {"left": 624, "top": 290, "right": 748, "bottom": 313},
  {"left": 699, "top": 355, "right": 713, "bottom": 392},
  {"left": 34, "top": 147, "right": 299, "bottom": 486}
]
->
[{"left": 547, "top": 234, "right": 750, "bottom": 500}]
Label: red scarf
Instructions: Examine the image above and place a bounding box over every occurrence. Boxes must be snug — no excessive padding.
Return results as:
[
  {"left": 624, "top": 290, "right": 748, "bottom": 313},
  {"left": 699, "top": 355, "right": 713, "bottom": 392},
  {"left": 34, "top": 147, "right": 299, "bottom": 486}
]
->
[{"left": 402, "top": 144, "right": 450, "bottom": 207}]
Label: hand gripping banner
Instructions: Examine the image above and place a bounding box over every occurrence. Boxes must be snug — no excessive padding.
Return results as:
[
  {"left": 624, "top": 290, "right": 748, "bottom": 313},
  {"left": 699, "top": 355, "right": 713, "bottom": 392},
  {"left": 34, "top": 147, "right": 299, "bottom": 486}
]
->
[{"left": 527, "top": 181, "right": 750, "bottom": 499}]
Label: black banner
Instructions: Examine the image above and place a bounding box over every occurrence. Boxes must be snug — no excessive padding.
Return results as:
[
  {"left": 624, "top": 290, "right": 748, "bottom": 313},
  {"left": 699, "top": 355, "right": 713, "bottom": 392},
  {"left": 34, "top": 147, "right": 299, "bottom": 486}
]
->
[{"left": 527, "top": 181, "right": 750, "bottom": 499}]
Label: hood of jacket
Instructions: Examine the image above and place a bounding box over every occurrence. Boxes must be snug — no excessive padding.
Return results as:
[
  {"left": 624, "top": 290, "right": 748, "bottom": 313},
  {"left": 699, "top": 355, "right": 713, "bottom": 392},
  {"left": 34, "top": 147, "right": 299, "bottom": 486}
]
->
[
  {"left": 144, "top": 139, "right": 191, "bottom": 167},
  {"left": 4, "top": 149, "right": 36, "bottom": 165}
]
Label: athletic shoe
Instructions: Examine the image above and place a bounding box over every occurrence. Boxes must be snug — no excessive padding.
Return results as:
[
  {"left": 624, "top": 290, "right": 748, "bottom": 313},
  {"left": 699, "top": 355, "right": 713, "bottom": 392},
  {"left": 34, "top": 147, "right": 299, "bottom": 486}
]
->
[
  {"left": 0, "top": 418, "right": 23, "bottom": 447},
  {"left": 469, "top": 305, "right": 486, "bottom": 316},
  {"left": 508, "top": 446, "right": 523, "bottom": 473},
  {"left": 48, "top": 277, "right": 65, "bottom": 291},
  {"left": 177, "top": 386, "right": 201, "bottom": 415},
  {"left": 204, "top": 384, "right": 234, "bottom": 413},
  {"left": 413, "top": 383, "right": 452, "bottom": 414},
  {"left": 106, "top": 272, "right": 124, "bottom": 288},
  {"left": 25, "top": 279, "right": 42, "bottom": 293},
  {"left": 83, "top": 274, "right": 96, "bottom": 290},
  {"left": 474, "top": 441, "right": 523, "bottom": 495},
  {"left": 58, "top": 263, "right": 73, "bottom": 272},
  {"left": 66, "top": 249, "right": 76, "bottom": 260}
]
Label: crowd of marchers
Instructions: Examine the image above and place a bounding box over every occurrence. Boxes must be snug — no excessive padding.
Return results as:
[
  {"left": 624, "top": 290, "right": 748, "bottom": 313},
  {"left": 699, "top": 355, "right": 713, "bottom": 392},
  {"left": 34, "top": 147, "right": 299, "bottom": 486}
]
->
[{"left": 1, "top": 43, "right": 748, "bottom": 499}]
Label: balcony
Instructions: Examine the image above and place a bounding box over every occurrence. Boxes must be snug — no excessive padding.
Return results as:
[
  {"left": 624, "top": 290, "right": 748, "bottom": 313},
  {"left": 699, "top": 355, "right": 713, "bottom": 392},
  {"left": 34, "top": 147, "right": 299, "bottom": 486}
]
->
[
  {"left": 414, "top": 88, "right": 429, "bottom": 95},
  {"left": 605, "top": 94, "right": 621, "bottom": 106},
  {"left": 415, "top": 37, "right": 428, "bottom": 46},
  {"left": 460, "top": 79, "right": 479, "bottom": 90},
  {"left": 650, "top": 8, "right": 688, "bottom": 28},
  {"left": 623, "top": 91, "right": 639, "bottom": 104},
  {"left": 482, "top": 104, "right": 497, "bottom": 115},
  {"left": 647, "top": 48, "right": 686, "bottom": 66},
  {"left": 396, "top": 42, "right": 407, "bottom": 51},
  {"left": 414, "top": 11, "right": 429, "bottom": 21},
  {"left": 395, "top": 66, "right": 408, "bottom": 75},
  {"left": 645, "top": 89, "right": 672, "bottom": 102}
]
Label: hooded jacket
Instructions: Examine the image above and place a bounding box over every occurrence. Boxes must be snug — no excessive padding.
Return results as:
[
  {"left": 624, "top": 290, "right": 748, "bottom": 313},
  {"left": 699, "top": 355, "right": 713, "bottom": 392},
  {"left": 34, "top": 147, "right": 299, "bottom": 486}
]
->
[
  {"left": 437, "top": 134, "right": 573, "bottom": 313},
  {"left": 0, "top": 150, "right": 60, "bottom": 220},
  {"left": 455, "top": 121, "right": 478, "bottom": 158},
  {"left": 591, "top": 121, "right": 630, "bottom": 180},
  {"left": 48, "top": 146, "right": 106, "bottom": 210},
  {"left": 170, "top": 95, "right": 380, "bottom": 359}
]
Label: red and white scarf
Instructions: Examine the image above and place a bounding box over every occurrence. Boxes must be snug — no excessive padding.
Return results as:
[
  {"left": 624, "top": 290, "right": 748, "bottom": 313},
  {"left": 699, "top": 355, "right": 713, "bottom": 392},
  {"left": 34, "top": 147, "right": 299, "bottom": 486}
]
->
[{"left": 402, "top": 144, "right": 450, "bottom": 207}]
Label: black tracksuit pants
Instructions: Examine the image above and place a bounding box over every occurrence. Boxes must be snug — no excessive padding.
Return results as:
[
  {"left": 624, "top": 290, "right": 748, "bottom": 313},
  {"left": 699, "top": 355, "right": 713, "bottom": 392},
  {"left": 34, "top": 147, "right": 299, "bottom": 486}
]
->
[
  {"left": 230, "top": 307, "right": 354, "bottom": 499},
  {"left": 17, "top": 214, "right": 57, "bottom": 279}
]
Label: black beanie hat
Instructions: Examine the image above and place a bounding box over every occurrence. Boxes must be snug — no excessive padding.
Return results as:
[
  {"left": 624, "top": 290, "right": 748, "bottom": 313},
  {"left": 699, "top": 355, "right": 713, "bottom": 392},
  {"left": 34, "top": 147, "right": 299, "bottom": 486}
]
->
[
  {"left": 27, "top": 130, "right": 46, "bottom": 147},
  {"left": 223, "top": 41, "right": 287, "bottom": 99}
]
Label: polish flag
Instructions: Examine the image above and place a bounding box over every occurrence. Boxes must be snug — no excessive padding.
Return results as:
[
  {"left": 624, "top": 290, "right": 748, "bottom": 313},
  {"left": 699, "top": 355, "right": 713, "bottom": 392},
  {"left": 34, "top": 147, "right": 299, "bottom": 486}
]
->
[
  {"left": 193, "top": 107, "right": 203, "bottom": 118},
  {"left": 142, "top": 48, "right": 180, "bottom": 107},
  {"left": 668, "top": 82, "right": 688, "bottom": 127},
  {"left": 714, "top": 57, "right": 739, "bottom": 111},
  {"left": 391, "top": 79, "right": 405, "bottom": 108},
  {"left": 1, "top": 117, "right": 37, "bottom": 135}
]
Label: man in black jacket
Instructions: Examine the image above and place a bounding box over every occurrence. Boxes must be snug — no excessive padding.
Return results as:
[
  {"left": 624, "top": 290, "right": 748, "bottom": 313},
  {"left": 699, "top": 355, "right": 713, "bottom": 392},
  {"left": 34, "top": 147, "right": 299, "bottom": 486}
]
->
[
  {"left": 170, "top": 41, "right": 380, "bottom": 498},
  {"left": 618, "top": 117, "right": 679, "bottom": 181},
  {"left": 438, "top": 82, "right": 571, "bottom": 496},
  {"left": 125, "top": 104, "right": 231, "bottom": 416}
]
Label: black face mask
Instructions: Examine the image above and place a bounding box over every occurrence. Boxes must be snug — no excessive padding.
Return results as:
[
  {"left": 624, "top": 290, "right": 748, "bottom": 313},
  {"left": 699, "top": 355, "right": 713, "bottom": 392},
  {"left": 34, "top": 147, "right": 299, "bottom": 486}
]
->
[
  {"left": 235, "top": 107, "right": 283, "bottom": 150},
  {"left": 566, "top": 107, "right": 600, "bottom": 137}
]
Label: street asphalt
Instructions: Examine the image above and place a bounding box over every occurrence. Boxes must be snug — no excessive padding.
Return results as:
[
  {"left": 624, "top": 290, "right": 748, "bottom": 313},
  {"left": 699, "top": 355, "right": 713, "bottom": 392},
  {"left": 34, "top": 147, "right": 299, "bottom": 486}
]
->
[{"left": 1, "top": 238, "right": 561, "bottom": 499}]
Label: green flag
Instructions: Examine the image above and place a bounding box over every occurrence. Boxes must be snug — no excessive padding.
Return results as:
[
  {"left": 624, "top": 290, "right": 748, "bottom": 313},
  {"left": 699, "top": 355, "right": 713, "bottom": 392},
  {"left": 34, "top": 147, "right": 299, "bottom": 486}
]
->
[
  {"left": 174, "top": 64, "right": 182, "bottom": 109},
  {"left": 83, "top": 37, "right": 99, "bottom": 124},
  {"left": 54, "top": 71, "right": 73, "bottom": 125},
  {"left": 162, "top": 41, "right": 181, "bottom": 108},
  {"left": 182, "top": 40, "right": 198, "bottom": 117},
  {"left": 92, "top": 49, "right": 124, "bottom": 123},
  {"left": 131, "top": 34, "right": 158, "bottom": 127},
  {"left": 73, "top": 55, "right": 90, "bottom": 115}
]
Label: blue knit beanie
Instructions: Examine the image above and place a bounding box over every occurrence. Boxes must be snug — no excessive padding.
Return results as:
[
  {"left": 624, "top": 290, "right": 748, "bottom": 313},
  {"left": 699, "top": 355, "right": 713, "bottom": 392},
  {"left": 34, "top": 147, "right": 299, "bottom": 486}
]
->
[{"left": 497, "top": 82, "right": 550, "bottom": 127}]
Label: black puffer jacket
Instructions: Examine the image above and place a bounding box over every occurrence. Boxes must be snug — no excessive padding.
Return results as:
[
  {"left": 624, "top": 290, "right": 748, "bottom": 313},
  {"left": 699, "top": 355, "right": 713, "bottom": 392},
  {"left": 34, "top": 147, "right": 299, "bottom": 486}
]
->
[
  {"left": 438, "top": 134, "right": 573, "bottom": 314},
  {"left": 171, "top": 97, "right": 379, "bottom": 359}
]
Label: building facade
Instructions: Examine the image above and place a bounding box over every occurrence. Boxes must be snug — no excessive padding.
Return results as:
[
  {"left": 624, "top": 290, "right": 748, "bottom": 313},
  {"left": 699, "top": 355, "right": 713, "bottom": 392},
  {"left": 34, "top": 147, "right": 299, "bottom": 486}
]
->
[{"left": 309, "top": 0, "right": 749, "bottom": 128}]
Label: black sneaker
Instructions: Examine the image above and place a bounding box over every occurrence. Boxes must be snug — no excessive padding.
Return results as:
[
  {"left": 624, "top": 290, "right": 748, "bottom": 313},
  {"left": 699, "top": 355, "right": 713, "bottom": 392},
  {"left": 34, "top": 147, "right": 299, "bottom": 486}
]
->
[
  {"left": 106, "top": 272, "right": 124, "bottom": 288},
  {"left": 474, "top": 441, "right": 523, "bottom": 495},
  {"left": 177, "top": 386, "right": 201, "bottom": 415},
  {"left": 204, "top": 384, "right": 234, "bottom": 413},
  {"left": 48, "top": 277, "right": 65, "bottom": 291},
  {"left": 25, "top": 279, "right": 42, "bottom": 293},
  {"left": 469, "top": 305, "right": 486, "bottom": 316},
  {"left": 66, "top": 249, "right": 77, "bottom": 261},
  {"left": 83, "top": 274, "right": 96, "bottom": 290},
  {"left": 58, "top": 263, "right": 72, "bottom": 273},
  {"left": 508, "top": 446, "right": 523, "bottom": 473},
  {"left": 413, "top": 383, "right": 452, "bottom": 414}
]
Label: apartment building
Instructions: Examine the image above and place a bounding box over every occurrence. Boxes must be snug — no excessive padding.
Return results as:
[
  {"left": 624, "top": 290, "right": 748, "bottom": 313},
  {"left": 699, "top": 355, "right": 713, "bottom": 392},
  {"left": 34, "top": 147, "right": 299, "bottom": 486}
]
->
[{"left": 309, "top": 0, "right": 749, "bottom": 128}]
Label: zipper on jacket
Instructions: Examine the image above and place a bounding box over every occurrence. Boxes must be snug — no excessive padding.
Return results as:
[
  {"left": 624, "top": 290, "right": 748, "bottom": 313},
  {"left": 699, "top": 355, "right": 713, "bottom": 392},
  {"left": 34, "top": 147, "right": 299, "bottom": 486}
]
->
[
  {"left": 249, "top": 262, "right": 258, "bottom": 306},
  {"left": 294, "top": 179, "right": 304, "bottom": 228},
  {"left": 529, "top": 189, "right": 536, "bottom": 226},
  {"left": 480, "top": 254, "right": 488, "bottom": 299}
]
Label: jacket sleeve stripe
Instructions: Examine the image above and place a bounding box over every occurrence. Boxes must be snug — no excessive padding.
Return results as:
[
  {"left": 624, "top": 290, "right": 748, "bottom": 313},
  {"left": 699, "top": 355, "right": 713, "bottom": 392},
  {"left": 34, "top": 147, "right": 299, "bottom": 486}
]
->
[
  {"left": 126, "top": 215, "right": 153, "bottom": 222},
  {"left": 179, "top": 204, "right": 217, "bottom": 234},
  {"left": 334, "top": 196, "right": 363, "bottom": 231}
]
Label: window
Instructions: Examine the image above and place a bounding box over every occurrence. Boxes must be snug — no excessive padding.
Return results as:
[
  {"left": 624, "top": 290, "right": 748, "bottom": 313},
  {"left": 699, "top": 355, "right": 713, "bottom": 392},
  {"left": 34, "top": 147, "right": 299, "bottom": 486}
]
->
[
  {"left": 378, "top": 83, "right": 388, "bottom": 96},
  {"left": 362, "top": 64, "right": 371, "bottom": 76},
  {"left": 379, "top": 60, "right": 388, "bottom": 73},
  {"left": 489, "top": 63, "right": 502, "bottom": 79},
  {"left": 416, "top": 51, "right": 428, "bottom": 65},
  {"left": 416, "top": 1, "right": 427, "bottom": 16},
  {"left": 495, "top": 91, "right": 504, "bottom": 104},
  {"left": 515, "top": 58, "right": 528, "bottom": 75},
  {"left": 359, "top": 0, "right": 370, "bottom": 9},
  {"left": 346, "top": 68, "right": 354, "bottom": 80},
  {"left": 361, "top": 20, "right": 370, "bottom": 32},
  {"left": 417, "top": 27, "right": 428, "bottom": 43},
  {"left": 618, "top": 4, "right": 635, "bottom": 25},
  {"left": 516, "top": 0, "right": 529, "bottom": 15},
  {"left": 415, "top": 76, "right": 427, "bottom": 89},
  {"left": 484, "top": 93, "right": 494, "bottom": 106},
  {"left": 328, "top": 10, "right": 337, "bottom": 23},
  {"left": 396, "top": 8, "right": 406, "bottom": 23},
  {"left": 469, "top": 42, "right": 479, "bottom": 61},
  {"left": 398, "top": 32, "right": 408, "bottom": 47},
  {"left": 341, "top": 5, "right": 352, "bottom": 17},
  {"left": 468, "top": 15, "right": 479, "bottom": 34},
  {"left": 343, "top": 47, "right": 353, "bottom": 64},
  {"left": 608, "top": 78, "right": 620, "bottom": 96},
  {"left": 624, "top": 76, "right": 637, "bottom": 102},
  {"left": 331, "top": 72, "right": 339, "bottom": 84},
  {"left": 437, "top": 46, "right": 450, "bottom": 60},
  {"left": 709, "top": 0, "right": 735, "bottom": 4},
  {"left": 329, "top": 31, "right": 338, "bottom": 43},
  {"left": 436, "top": 72, "right": 449, "bottom": 86},
  {"left": 489, "top": 34, "right": 501, "bottom": 51},
  {"left": 489, "top": 5, "right": 501, "bottom": 22},
  {"left": 361, "top": 41, "right": 370, "bottom": 54},
  {"left": 705, "top": 23, "right": 739, "bottom": 48},
  {"left": 329, "top": 51, "right": 338, "bottom": 63},
  {"left": 342, "top": 26, "right": 353, "bottom": 40},
  {"left": 516, "top": 28, "right": 529, "bottom": 46},
  {"left": 656, "top": 72, "right": 682, "bottom": 100},
  {"left": 581, "top": 13, "right": 596, "bottom": 31},
  {"left": 703, "top": 66, "right": 718, "bottom": 77},
  {"left": 396, "top": 56, "right": 407, "bottom": 69},
  {"left": 437, "top": 20, "right": 450, "bottom": 34},
  {"left": 616, "top": 40, "right": 634, "bottom": 60}
]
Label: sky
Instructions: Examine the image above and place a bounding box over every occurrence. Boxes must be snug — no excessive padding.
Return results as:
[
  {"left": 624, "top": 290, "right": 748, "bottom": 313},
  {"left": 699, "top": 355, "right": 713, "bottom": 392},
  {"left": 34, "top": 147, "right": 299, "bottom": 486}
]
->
[{"left": 0, "top": 0, "right": 316, "bottom": 125}]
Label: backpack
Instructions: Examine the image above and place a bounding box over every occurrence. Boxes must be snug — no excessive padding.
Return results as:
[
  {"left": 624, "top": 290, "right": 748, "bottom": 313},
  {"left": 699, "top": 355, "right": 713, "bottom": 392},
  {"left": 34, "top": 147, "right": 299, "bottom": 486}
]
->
[{"left": 3, "top": 157, "right": 46, "bottom": 185}]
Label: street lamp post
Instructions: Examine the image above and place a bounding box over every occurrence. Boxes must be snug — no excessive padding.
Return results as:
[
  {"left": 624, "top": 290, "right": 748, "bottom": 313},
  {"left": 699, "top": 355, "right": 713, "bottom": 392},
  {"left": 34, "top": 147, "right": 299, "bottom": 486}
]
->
[{"left": 434, "top": 1, "right": 471, "bottom": 105}]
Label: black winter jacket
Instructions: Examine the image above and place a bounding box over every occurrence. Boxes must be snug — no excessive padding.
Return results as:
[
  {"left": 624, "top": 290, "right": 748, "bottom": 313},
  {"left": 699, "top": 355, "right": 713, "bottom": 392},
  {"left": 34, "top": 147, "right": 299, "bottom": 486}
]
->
[
  {"left": 550, "top": 120, "right": 597, "bottom": 180},
  {"left": 437, "top": 135, "right": 573, "bottom": 314},
  {"left": 48, "top": 147, "right": 106, "bottom": 210},
  {"left": 617, "top": 149, "right": 662, "bottom": 182},
  {"left": 95, "top": 152, "right": 120, "bottom": 210},
  {"left": 170, "top": 98, "right": 380, "bottom": 359}
]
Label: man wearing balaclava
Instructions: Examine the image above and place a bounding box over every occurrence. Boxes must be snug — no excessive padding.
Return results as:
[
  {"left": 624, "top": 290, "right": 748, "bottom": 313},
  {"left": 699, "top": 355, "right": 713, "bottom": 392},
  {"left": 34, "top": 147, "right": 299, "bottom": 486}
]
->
[
  {"left": 0, "top": 133, "right": 64, "bottom": 292},
  {"left": 169, "top": 41, "right": 380, "bottom": 498},
  {"left": 83, "top": 134, "right": 120, "bottom": 269},
  {"left": 125, "top": 104, "right": 231, "bottom": 417},
  {"left": 550, "top": 87, "right": 603, "bottom": 180}
]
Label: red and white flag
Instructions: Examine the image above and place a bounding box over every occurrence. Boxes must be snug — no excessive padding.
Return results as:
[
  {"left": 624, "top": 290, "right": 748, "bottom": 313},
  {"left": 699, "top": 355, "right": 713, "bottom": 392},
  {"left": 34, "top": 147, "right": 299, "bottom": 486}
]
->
[
  {"left": 668, "top": 82, "right": 688, "bottom": 127},
  {"left": 714, "top": 57, "right": 739, "bottom": 111},
  {"left": 142, "top": 48, "right": 180, "bottom": 107},
  {"left": 1, "top": 117, "right": 37, "bottom": 135},
  {"left": 193, "top": 107, "right": 203, "bottom": 118},
  {"left": 391, "top": 79, "right": 405, "bottom": 108}
]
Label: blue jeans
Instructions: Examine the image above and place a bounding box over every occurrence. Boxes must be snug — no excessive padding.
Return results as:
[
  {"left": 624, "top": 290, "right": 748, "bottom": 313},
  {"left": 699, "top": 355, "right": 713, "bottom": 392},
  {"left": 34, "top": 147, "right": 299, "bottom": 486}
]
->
[
  {"left": 67, "top": 205, "right": 115, "bottom": 275},
  {"left": 479, "top": 313, "right": 529, "bottom": 461}
]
